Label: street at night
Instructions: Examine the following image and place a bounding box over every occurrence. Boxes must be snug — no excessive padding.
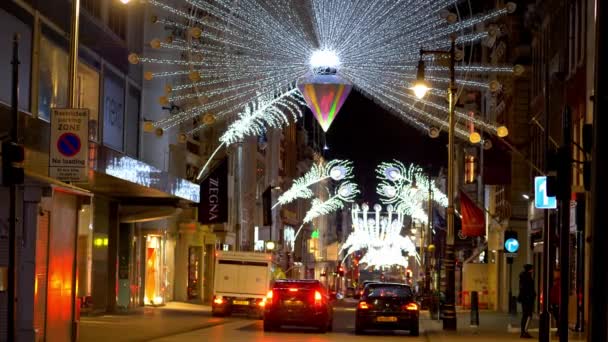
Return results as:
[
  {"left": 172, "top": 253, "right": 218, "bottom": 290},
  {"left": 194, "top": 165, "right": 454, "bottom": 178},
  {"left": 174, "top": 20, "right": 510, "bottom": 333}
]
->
[
  {"left": 79, "top": 300, "right": 586, "bottom": 342},
  {"left": 1, "top": 0, "right": 608, "bottom": 341}
]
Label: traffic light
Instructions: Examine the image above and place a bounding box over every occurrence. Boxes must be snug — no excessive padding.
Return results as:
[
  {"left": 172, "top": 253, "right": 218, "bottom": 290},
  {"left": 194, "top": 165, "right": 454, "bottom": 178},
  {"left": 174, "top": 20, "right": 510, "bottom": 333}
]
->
[
  {"left": 337, "top": 265, "right": 345, "bottom": 276},
  {"left": 2, "top": 141, "right": 24, "bottom": 186}
]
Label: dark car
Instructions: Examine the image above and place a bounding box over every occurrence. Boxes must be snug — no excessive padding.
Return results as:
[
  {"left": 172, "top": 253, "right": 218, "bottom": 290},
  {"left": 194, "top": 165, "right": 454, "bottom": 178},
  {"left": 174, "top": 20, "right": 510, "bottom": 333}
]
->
[
  {"left": 355, "top": 283, "right": 419, "bottom": 336},
  {"left": 355, "top": 280, "right": 380, "bottom": 299},
  {"left": 263, "top": 279, "right": 333, "bottom": 333}
]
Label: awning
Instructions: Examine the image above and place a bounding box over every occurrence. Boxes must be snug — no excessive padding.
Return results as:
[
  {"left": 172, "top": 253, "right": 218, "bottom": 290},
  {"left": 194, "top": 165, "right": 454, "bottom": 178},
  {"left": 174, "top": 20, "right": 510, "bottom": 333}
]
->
[{"left": 119, "top": 206, "right": 182, "bottom": 223}]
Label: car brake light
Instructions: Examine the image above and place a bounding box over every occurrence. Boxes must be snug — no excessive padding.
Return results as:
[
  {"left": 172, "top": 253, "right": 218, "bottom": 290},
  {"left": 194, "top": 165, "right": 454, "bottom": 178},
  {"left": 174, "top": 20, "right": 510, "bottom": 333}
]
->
[
  {"left": 404, "top": 303, "right": 418, "bottom": 311},
  {"left": 358, "top": 301, "right": 370, "bottom": 309},
  {"left": 266, "top": 290, "right": 274, "bottom": 299},
  {"left": 258, "top": 300, "right": 266, "bottom": 307},
  {"left": 314, "top": 290, "right": 322, "bottom": 304},
  {"left": 213, "top": 296, "right": 224, "bottom": 305},
  {"left": 289, "top": 288, "right": 298, "bottom": 292}
]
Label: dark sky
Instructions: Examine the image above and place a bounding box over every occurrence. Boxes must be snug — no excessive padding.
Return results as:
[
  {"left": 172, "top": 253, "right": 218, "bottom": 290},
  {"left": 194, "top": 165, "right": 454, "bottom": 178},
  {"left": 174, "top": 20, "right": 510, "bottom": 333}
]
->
[{"left": 317, "top": 90, "right": 448, "bottom": 204}]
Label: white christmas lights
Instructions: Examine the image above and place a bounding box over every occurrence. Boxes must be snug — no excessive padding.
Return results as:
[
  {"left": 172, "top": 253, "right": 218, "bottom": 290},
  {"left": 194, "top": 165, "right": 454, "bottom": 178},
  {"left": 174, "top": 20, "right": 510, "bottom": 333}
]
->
[
  {"left": 340, "top": 203, "right": 419, "bottom": 269},
  {"left": 273, "top": 159, "right": 354, "bottom": 209},
  {"left": 133, "top": 0, "right": 518, "bottom": 139},
  {"left": 376, "top": 160, "right": 448, "bottom": 225},
  {"left": 294, "top": 181, "right": 360, "bottom": 239}
]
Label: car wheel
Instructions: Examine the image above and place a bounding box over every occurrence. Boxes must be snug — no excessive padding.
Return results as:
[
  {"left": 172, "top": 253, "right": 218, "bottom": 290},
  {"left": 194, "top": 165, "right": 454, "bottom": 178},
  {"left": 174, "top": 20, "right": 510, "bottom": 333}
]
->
[
  {"left": 410, "top": 323, "right": 419, "bottom": 337},
  {"left": 318, "top": 322, "right": 327, "bottom": 334},
  {"left": 355, "top": 323, "right": 364, "bottom": 335}
]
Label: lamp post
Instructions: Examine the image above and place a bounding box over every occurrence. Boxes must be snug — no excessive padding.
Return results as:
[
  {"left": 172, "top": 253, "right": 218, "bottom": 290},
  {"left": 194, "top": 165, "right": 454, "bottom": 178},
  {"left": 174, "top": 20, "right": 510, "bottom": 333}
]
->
[{"left": 411, "top": 37, "right": 457, "bottom": 330}]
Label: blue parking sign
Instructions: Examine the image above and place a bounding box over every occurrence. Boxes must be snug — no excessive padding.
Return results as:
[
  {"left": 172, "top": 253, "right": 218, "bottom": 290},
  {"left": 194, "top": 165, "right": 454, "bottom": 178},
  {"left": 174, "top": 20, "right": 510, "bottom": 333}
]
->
[{"left": 534, "top": 176, "right": 557, "bottom": 209}]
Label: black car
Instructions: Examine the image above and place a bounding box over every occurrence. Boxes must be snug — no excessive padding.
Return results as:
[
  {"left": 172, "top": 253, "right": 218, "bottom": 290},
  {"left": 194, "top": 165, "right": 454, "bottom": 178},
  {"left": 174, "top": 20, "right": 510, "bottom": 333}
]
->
[
  {"left": 355, "top": 283, "right": 419, "bottom": 336},
  {"left": 263, "top": 279, "right": 333, "bottom": 333},
  {"left": 355, "top": 280, "right": 380, "bottom": 299}
]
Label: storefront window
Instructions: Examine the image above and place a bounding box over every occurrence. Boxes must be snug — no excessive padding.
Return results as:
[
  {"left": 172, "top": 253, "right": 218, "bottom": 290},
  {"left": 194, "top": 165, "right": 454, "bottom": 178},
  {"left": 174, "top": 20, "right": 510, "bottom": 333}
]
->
[
  {"left": 103, "top": 68, "right": 125, "bottom": 151},
  {"left": 0, "top": 8, "right": 31, "bottom": 111},
  {"left": 39, "top": 35, "right": 100, "bottom": 139},
  {"left": 77, "top": 63, "right": 100, "bottom": 141},
  {"left": 38, "top": 36, "right": 68, "bottom": 121},
  {"left": 144, "top": 235, "right": 165, "bottom": 305},
  {"left": 187, "top": 247, "right": 201, "bottom": 300}
]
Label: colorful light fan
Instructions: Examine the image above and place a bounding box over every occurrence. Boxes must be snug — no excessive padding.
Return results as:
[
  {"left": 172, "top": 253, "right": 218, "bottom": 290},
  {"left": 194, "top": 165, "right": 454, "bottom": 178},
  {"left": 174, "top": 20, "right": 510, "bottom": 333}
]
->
[{"left": 297, "top": 73, "right": 352, "bottom": 132}]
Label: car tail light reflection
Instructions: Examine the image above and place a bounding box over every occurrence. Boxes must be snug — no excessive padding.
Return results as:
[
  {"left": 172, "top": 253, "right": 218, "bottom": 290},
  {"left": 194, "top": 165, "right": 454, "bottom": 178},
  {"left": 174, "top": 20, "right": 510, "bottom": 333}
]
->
[
  {"left": 404, "top": 303, "right": 418, "bottom": 311},
  {"left": 358, "top": 301, "right": 370, "bottom": 309},
  {"left": 289, "top": 288, "right": 299, "bottom": 292},
  {"left": 213, "top": 296, "right": 224, "bottom": 305}
]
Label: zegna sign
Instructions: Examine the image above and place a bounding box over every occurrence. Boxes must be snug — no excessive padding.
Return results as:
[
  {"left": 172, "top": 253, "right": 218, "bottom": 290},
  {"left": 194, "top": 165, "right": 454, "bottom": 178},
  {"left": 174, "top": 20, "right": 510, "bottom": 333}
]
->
[{"left": 199, "top": 159, "right": 228, "bottom": 224}]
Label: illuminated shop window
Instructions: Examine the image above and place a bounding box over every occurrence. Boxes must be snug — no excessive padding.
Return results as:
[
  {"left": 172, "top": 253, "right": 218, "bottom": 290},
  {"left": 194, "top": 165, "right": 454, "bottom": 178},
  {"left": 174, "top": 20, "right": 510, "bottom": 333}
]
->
[{"left": 144, "top": 235, "right": 165, "bottom": 305}]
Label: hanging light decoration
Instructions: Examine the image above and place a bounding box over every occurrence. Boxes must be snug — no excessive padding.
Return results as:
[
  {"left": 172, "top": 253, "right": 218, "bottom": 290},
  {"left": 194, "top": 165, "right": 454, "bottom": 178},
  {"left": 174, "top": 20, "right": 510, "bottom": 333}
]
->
[{"left": 131, "top": 0, "right": 519, "bottom": 143}]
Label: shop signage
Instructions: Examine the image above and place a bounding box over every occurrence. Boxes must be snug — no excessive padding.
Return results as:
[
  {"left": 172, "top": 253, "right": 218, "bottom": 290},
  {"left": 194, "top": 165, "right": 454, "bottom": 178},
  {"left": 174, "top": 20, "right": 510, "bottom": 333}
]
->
[
  {"left": 49, "top": 108, "right": 89, "bottom": 182},
  {"left": 199, "top": 158, "right": 228, "bottom": 224}
]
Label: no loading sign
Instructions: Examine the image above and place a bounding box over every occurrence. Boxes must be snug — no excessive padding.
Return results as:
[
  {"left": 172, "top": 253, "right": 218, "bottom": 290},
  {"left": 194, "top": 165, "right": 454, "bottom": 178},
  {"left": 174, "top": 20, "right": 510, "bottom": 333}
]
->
[{"left": 49, "top": 108, "right": 89, "bottom": 182}]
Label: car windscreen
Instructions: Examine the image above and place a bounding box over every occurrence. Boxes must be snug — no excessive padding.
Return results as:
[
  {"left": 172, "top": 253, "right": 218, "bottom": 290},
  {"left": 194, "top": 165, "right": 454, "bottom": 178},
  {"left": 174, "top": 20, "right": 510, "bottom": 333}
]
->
[{"left": 365, "top": 285, "right": 412, "bottom": 299}]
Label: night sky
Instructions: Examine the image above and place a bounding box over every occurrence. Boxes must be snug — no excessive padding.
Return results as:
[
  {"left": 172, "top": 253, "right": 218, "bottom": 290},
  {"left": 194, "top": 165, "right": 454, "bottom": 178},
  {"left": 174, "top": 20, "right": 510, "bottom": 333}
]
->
[{"left": 318, "top": 90, "right": 448, "bottom": 204}]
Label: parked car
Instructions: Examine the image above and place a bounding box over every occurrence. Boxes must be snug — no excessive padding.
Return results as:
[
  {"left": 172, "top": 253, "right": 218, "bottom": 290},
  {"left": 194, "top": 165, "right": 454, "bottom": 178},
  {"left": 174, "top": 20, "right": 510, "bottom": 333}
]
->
[
  {"left": 355, "top": 283, "right": 419, "bottom": 336},
  {"left": 263, "top": 279, "right": 333, "bottom": 333}
]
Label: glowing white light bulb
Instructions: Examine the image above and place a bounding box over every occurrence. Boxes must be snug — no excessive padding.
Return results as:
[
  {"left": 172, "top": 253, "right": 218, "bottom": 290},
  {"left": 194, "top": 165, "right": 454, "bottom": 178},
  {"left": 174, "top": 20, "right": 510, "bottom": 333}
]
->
[
  {"left": 411, "top": 81, "right": 430, "bottom": 99},
  {"left": 310, "top": 49, "right": 340, "bottom": 70}
]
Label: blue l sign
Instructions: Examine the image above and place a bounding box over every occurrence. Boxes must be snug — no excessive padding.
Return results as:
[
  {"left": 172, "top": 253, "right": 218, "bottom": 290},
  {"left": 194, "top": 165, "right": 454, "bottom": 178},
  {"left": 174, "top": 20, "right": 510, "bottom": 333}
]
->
[{"left": 534, "top": 176, "right": 557, "bottom": 209}]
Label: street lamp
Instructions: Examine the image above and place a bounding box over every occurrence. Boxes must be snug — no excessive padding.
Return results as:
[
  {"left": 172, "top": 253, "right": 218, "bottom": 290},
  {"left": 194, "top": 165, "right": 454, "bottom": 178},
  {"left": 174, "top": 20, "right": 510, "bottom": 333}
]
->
[{"left": 412, "top": 37, "right": 458, "bottom": 331}]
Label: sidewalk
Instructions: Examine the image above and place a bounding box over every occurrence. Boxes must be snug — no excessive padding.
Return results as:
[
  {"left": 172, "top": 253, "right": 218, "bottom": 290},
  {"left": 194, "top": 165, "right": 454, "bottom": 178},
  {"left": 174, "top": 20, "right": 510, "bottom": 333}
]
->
[
  {"left": 421, "top": 311, "right": 586, "bottom": 341},
  {"left": 79, "top": 302, "right": 218, "bottom": 342}
]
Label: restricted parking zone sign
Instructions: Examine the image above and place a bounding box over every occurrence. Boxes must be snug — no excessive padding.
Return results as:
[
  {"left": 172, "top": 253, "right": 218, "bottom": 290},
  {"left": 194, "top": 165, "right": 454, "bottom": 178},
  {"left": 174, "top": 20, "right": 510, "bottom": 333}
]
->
[{"left": 50, "top": 108, "right": 89, "bottom": 182}]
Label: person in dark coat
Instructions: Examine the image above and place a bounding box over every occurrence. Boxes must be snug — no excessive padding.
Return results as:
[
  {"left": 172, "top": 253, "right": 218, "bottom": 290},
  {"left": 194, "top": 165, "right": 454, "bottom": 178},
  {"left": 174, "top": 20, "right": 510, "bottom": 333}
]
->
[{"left": 518, "top": 264, "right": 536, "bottom": 338}]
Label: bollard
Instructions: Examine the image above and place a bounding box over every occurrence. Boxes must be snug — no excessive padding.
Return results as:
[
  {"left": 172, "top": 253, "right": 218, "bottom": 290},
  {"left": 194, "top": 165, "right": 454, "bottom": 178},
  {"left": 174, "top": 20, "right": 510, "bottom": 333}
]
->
[{"left": 470, "top": 291, "right": 480, "bottom": 328}]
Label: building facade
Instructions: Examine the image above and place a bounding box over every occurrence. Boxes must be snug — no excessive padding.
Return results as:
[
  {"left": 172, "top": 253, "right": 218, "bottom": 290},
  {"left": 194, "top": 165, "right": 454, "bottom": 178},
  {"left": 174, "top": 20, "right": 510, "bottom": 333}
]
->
[{"left": 0, "top": 1, "right": 200, "bottom": 341}]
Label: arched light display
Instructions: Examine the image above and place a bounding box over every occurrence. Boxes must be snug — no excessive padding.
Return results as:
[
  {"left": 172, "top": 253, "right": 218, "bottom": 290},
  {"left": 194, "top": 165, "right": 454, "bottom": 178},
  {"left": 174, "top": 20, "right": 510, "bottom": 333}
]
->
[{"left": 131, "top": 0, "right": 519, "bottom": 143}]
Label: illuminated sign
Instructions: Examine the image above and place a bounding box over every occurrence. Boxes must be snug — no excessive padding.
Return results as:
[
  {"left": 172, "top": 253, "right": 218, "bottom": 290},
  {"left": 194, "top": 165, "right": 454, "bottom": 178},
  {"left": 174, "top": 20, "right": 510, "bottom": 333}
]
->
[{"left": 534, "top": 176, "right": 557, "bottom": 209}]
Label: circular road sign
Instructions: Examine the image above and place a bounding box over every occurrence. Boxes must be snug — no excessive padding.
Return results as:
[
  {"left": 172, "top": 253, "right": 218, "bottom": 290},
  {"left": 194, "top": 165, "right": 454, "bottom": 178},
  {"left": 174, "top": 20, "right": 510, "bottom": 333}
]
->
[
  {"left": 57, "top": 132, "right": 82, "bottom": 157},
  {"left": 504, "top": 238, "right": 520, "bottom": 253}
]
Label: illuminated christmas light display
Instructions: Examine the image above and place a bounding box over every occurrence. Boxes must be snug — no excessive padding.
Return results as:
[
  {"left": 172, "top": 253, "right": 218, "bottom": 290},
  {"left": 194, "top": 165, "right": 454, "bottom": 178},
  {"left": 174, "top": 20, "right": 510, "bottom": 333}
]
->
[
  {"left": 196, "top": 90, "right": 305, "bottom": 180},
  {"left": 376, "top": 160, "right": 447, "bottom": 224},
  {"left": 273, "top": 159, "right": 354, "bottom": 209},
  {"left": 298, "top": 73, "right": 352, "bottom": 132},
  {"left": 131, "top": 0, "right": 519, "bottom": 141},
  {"left": 340, "top": 204, "right": 418, "bottom": 269},
  {"left": 294, "top": 181, "right": 360, "bottom": 239}
]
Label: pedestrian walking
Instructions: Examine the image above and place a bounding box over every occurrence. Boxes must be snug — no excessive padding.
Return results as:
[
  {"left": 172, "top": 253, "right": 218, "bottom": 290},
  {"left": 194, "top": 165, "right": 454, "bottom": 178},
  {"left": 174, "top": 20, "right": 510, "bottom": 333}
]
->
[{"left": 518, "top": 264, "right": 536, "bottom": 339}]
